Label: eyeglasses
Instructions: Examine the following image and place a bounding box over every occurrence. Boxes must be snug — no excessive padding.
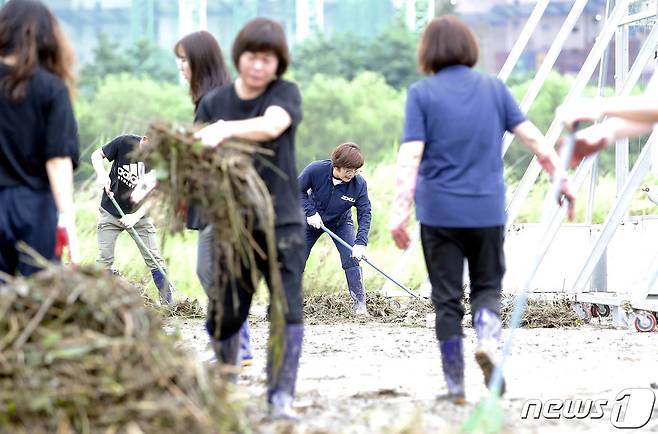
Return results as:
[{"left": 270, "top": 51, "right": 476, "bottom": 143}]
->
[{"left": 340, "top": 168, "right": 359, "bottom": 175}]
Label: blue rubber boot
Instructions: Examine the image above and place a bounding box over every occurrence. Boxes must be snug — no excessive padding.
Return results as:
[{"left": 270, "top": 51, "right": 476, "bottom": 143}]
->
[
  {"left": 438, "top": 335, "right": 466, "bottom": 404},
  {"left": 150, "top": 268, "right": 173, "bottom": 305},
  {"left": 239, "top": 321, "right": 254, "bottom": 366},
  {"left": 345, "top": 266, "right": 367, "bottom": 315},
  {"left": 473, "top": 308, "right": 505, "bottom": 396},
  {"left": 267, "top": 324, "right": 304, "bottom": 420}
]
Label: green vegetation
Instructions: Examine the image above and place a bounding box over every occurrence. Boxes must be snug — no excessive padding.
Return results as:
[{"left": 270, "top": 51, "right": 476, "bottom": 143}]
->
[
  {"left": 75, "top": 162, "right": 658, "bottom": 304},
  {"left": 79, "top": 34, "right": 179, "bottom": 95},
  {"left": 71, "top": 31, "right": 657, "bottom": 305}
]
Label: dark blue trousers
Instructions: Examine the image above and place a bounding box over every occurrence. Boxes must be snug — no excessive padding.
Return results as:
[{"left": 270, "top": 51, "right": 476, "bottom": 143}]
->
[
  {"left": 0, "top": 186, "right": 58, "bottom": 277},
  {"left": 304, "top": 219, "right": 359, "bottom": 270}
]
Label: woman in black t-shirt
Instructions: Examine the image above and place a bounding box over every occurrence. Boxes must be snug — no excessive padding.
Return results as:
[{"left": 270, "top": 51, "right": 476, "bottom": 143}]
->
[
  {"left": 0, "top": 0, "right": 79, "bottom": 277},
  {"left": 194, "top": 18, "right": 305, "bottom": 420},
  {"left": 174, "top": 31, "right": 254, "bottom": 366}
]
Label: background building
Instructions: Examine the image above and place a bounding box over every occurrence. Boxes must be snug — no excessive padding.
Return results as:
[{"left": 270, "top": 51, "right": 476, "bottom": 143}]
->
[{"left": 37, "top": 0, "right": 652, "bottom": 76}]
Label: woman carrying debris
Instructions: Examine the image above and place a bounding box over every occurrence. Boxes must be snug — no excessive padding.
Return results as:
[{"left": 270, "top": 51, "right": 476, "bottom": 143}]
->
[
  {"left": 194, "top": 18, "right": 305, "bottom": 419},
  {"left": 0, "top": 0, "right": 79, "bottom": 277},
  {"left": 390, "top": 15, "right": 574, "bottom": 403},
  {"left": 298, "top": 143, "right": 372, "bottom": 315},
  {"left": 174, "top": 30, "right": 254, "bottom": 366}
]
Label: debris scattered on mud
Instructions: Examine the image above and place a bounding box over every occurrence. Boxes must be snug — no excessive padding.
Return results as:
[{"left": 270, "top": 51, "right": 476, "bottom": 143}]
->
[
  {"left": 154, "top": 298, "right": 206, "bottom": 319},
  {"left": 303, "top": 291, "right": 582, "bottom": 328},
  {"left": 112, "top": 271, "right": 206, "bottom": 319},
  {"left": 302, "top": 291, "right": 433, "bottom": 326},
  {"left": 499, "top": 295, "right": 583, "bottom": 328}
]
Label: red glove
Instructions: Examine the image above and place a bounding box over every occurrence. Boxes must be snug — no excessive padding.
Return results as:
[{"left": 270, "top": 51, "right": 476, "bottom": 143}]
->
[
  {"left": 55, "top": 226, "right": 69, "bottom": 258},
  {"left": 55, "top": 212, "right": 79, "bottom": 265}
]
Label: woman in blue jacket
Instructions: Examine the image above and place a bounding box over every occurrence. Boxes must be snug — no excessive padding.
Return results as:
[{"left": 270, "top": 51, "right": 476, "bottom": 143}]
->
[{"left": 299, "top": 143, "right": 372, "bottom": 314}]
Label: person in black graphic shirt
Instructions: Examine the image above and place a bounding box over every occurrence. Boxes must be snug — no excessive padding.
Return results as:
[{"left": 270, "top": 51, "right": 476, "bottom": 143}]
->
[
  {"left": 0, "top": 0, "right": 80, "bottom": 277},
  {"left": 91, "top": 134, "right": 172, "bottom": 304}
]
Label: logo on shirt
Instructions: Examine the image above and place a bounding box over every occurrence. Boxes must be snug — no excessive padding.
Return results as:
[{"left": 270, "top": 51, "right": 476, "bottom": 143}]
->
[
  {"left": 117, "top": 162, "right": 145, "bottom": 189},
  {"left": 341, "top": 195, "right": 355, "bottom": 203}
]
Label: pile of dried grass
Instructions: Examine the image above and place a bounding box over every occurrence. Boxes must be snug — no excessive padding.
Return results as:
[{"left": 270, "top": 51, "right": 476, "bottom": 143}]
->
[
  {"left": 0, "top": 265, "right": 247, "bottom": 434},
  {"left": 303, "top": 291, "right": 433, "bottom": 326}
]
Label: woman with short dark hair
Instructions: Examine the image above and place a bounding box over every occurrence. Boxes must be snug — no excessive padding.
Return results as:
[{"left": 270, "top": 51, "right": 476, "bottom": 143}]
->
[
  {"left": 299, "top": 143, "right": 372, "bottom": 315},
  {"left": 390, "top": 15, "right": 574, "bottom": 403},
  {"left": 0, "top": 0, "right": 79, "bottom": 276},
  {"left": 194, "top": 17, "right": 305, "bottom": 419}
]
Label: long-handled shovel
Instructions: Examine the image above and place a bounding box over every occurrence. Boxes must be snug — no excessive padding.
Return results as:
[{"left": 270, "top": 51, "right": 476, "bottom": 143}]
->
[
  {"left": 319, "top": 224, "right": 421, "bottom": 299},
  {"left": 108, "top": 194, "right": 179, "bottom": 302}
]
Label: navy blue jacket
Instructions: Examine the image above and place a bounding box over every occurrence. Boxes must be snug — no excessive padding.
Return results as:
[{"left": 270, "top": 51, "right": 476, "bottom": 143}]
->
[{"left": 298, "top": 159, "right": 372, "bottom": 245}]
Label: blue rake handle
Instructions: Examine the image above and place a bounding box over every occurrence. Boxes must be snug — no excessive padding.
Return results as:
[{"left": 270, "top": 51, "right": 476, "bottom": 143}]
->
[{"left": 319, "top": 224, "right": 420, "bottom": 299}]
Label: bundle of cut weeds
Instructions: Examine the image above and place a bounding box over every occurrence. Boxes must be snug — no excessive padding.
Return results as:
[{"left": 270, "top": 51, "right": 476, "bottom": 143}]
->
[
  {"left": 0, "top": 264, "right": 247, "bottom": 434},
  {"left": 134, "top": 121, "right": 286, "bottom": 374}
]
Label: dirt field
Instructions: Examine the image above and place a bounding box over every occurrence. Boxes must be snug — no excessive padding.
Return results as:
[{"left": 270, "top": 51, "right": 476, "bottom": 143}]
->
[{"left": 170, "top": 313, "right": 658, "bottom": 434}]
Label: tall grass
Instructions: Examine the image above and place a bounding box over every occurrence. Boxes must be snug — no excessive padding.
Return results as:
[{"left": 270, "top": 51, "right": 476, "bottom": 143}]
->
[{"left": 74, "top": 159, "right": 658, "bottom": 303}]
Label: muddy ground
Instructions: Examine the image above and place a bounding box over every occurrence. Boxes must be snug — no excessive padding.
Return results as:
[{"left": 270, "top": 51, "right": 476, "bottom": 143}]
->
[{"left": 169, "top": 310, "right": 658, "bottom": 434}]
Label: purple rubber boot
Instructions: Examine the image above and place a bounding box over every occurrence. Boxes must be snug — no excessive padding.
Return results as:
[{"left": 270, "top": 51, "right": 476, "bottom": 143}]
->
[
  {"left": 267, "top": 324, "right": 304, "bottom": 420},
  {"left": 438, "top": 335, "right": 466, "bottom": 404},
  {"left": 473, "top": 308, "right": 505, "bottom": 395}
]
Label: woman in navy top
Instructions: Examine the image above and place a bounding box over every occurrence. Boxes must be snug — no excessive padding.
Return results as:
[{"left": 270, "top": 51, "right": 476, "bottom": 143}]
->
[{"left": 390, "top": 15, "right": 574, "bottom": 403}]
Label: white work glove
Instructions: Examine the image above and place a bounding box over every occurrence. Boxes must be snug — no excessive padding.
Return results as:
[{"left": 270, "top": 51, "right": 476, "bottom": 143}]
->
[
  {"left": 351, "top": 244, "right": 367, "bottom": 261},
  {"left": 96, "top": 173, "right": 111, "bottom": 195},
  {"left": 306, "top": 213, "right": 323, "bottom": 229},
  {"left": 119, "top": 212, "right": 141, "bottom": 229}
]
